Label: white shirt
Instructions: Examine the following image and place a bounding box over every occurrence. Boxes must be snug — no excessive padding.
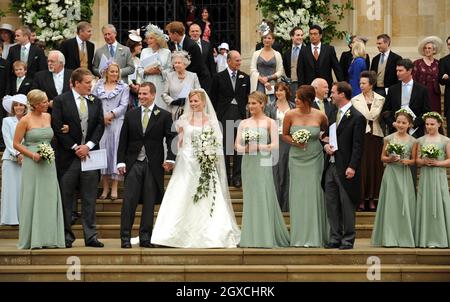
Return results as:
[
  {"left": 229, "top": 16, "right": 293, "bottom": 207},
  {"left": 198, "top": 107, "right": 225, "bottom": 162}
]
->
[
  {"left": 337, "top": 101, "right": 353, "bottom": 125},
  {"left": 76, "top": 35, "right": 86, "bottom": 52},
  {"left": 178, "top": 35, "right": 186, "bottom": 50},
  {"left": 311, "top": 42, "right": 321, "bottom": 56},
  {"left": 71, "top": 89, "right": 95, "bottom": 150},
  {"left": 21, "top": 42, "right": 31, "bottom": 52},
  {"left": 53, "top": 69, "right": 65, "bottom": 95},
  {"left": 401, "top": 79, "right": 414, "bottom": 108}
]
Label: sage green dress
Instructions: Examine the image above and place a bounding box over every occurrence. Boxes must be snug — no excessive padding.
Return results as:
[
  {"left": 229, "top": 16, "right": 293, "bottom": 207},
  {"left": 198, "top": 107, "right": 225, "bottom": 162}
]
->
[
  {"left": 240, "top": 127, "right": 290, "bottom": 248},
  {"left": 289, "top": 125, "right": 328, "bottom": 247},
  {"left": 415, "top": 135, "right": 450, "bottom": 248},
  {"left": 371, "top": 134, "right": 416, "bottom": 247},
  {"left": 18, "top": 128, "right": 65, "bottom": 249}
]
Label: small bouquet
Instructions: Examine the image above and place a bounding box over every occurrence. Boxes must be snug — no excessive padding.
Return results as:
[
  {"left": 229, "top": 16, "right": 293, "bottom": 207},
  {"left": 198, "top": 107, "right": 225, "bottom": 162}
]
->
[
  {"left": 37, "top": 143, "right": 55, "bottom": 164},
  {"left": 292, "top": 129, "right": 311, "bottom": 144},
  {"left": 242, "top": 129, "right": 260, "bottom": 144},
  {"left": 420, "top": 144, "right": 442, "bottom": 159},
  {"left": 386, "top": 142, "right": 406, "bottom": 158}
]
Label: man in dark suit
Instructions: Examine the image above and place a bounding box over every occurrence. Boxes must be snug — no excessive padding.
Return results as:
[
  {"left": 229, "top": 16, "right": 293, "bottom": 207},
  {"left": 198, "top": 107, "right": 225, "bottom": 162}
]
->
[
  {"left": 6, "top": 60, "right": 33, "bottom": 96},
  {"left": 322, "top": 82, "right": 366, "bottom": 250},
  {"left": 298, "top": 25, "right": 343, "bottom": 89},
  {"left": 188, "top": 23, "right": 216, "bottom": 92},
  {"left": 0, "top": 42, "right": 10, "bottom": 150},
  {"left": 370, "top": 34, "right": 402, "bottom": 97},
  {"left": 51, "top": 68, "right": 105, "bottom": 248},
  {"left": 117, "top": 82, "right": 175, "bottom": 248},
  {"left": 210, "top": 50, "right": 250, "bottom": 188},
  {"left": 282, "top": 26, "right": 304, "bottom": 100},
  {"left": 382, "top": 59, "right": 431, "bottom": 138},
  {"left": 59, "top": 21, "right": 95, "bottom": 73},
  {"left": 7, "top": 26, "right": 46, "bottom": 79},
  {"left": 311, "top": 77, "right": 335, "bottom": 120},
  {"left": 439, "top": 36, "right": 450, "bottom": 136},
  {"left": 166, "top": 21, "right": 205, "bottom": 86}
]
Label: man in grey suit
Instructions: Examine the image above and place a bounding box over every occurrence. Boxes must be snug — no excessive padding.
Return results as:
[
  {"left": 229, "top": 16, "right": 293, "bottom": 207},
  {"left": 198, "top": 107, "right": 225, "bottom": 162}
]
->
[{"left": 92, "top": 24, "right": 135, "bottom": 82}]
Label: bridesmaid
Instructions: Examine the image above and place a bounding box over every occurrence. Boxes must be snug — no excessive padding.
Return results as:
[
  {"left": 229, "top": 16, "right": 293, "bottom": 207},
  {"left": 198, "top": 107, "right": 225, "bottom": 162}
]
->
[
  {"left": 13, "top": 89, "right": 65, "bottom": 249},
  {"left": 282, "top": 85, "right": 329, "bottom": 247},
  {"left": 265, "top": 82, "right": 295, "bottom": 212},
  {"left": 415, "top": 112, "right": 450, "bottom": 248},
  {"left": 236, "top": 91, "right": 289, "bottom": 248},
  {"left": 371, "top": 109, "right": 417, "bottom": 247}
]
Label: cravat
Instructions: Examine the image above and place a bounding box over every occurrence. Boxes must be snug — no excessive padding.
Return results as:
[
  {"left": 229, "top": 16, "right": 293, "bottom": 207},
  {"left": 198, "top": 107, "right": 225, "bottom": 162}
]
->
[
  {"left": 231, "top": 71, "right": 237, "bottom": 90},
  {"left": 81, "top": 41, "right": 86, "bottom": 54},
  {"left": 401, "top": 83, "right": 411, "bottom": 106},
  {"left": 317, "top": 99, "right": 324, "bottom": 112},
  {"left": 79, "top": 96, "right": 87, "bottom": 114},
  {"left": 142, "top": 108, "right": 150, "bottom": 130},
  {"left": 20, "top": 46, "right": 28, "bottom": 62},
  {"left": 197, "top": 40, "right": 202, "bottom": 53},
  {"left": 313, "top": 46, "right": 319, "bottom": 61},
  {"left": 292, "top": 46, "right": 299, "bottom": 63},
  {"left": 16, "top": 77, "right": 23, "bottom": 91},
  {"left": 336, "top": 109, "right": 342, "bottom": 125},
  {"left": 380, "top": 53, "right": 385, "bottom": 65},
  {"left": 109, "top": 45, "right": 115, "bottom": 57}
]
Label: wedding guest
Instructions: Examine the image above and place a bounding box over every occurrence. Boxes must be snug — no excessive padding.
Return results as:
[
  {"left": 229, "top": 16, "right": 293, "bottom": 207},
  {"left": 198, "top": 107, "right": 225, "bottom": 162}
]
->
[
  {"left": 7, "top": 60, "right": 33, "bottom": 96},
  {"left": 348, "top": 40, "right": 368, "bottom": 97},
  {"left": 415, "top": 112, "right": 450, "bottom": 248},
  {"left": 413, "top": 36, "right": 443, "bottom": 114},
  {"left": 14, "top": 89, "right": 65, "bottom": 249},
  {"left": 184, "top": 0, "right": 197, "bottom": 27},
  {"left": 236, "top": 91, "right": 289, "bottom": 248},
  {"left": 0, "top": 42, "right": 11, "bottom": 150},
  {"left": 59, "top": 21, "right": 95, "bottom": 72},
  {"left": 1, "top": 94, "right": 27, "bottom": 225},
  {"left": 250, "top": 31, "right": 284, "bottom": 103},
  {"left": 282, "top": 27, "right": 305, "bottom": 99},
  {"left": 351, "top": 71, "right": 385, "bottom": 211},
  {"left": 311, "top": 78, "right": 335, "bottom": 121},
  {"left": 339, "top": 35, "right": 370, "bottom": 82},
  {"left": 265, "top": 82, "right": 295, "bottom": 211},
  {"left": 141, "top": 23, "right": 172, "bottom": 110},
  {"left": 196, "top": 7, "right": 214, "bottom": 44},
  {"left": 0, "top": 23, "right": 16, "bottom": 60},
  {"left": 440, "top": 36, "right": 450, "bottom": 135},
  {"left": 126, "top": 29, "right": 143, "bottom": 109},
  {"left": 92, "top": 62, "right": 129, "bottom": 201},
  {"left": 283, "top": 85, "right": 329, "bottom": 247},
  {"left": 255, "top": 21, "right": 283, "bottom": 54},
  {"left": 372, "top": 109, "right": 417, "bottom": 247},
  {"left": 214, "top": 42, "right": 229, "bottom": 73},
  {"left": 162, "top": 50, "right": 200, "bottom": 120}
]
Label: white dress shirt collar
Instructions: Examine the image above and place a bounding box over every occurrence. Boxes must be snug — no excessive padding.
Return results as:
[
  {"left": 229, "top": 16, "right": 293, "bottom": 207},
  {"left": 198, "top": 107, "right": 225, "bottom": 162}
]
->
[
  {"left": 311, "top": 42, "right": 321, "bottom": 52},
  {"left": 402, "top": 78, "right": 414, "bottom": 86},
  {"left": 141, "top": 103, "right": 155, "bottom": 113},
  {"left": 339, "top": 101, "right": 353, "bottom": 115},
  {"left": 21, "top": 42, "right": 31, "bottom": 51},
  {"left": 227, "top": 67, "right": 238, "bottom": 78},
  {"left": 76, "top": 35, "right": 84, "bottom": 47}
]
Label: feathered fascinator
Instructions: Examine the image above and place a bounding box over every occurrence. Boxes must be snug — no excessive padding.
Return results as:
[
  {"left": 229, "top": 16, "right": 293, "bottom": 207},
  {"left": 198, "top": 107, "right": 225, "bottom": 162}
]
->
[
  {"left": 145, "top": 23, "right": 169, "bottom": 41},
  {"left": 258, "top": 21, "right": 271, "bottom": 36}
]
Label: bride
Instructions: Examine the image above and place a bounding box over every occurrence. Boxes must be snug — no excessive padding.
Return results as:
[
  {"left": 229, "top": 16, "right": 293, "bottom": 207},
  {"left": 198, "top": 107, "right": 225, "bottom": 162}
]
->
[{"left": 151, "top": 89, "right": 241, "bottom": 248}]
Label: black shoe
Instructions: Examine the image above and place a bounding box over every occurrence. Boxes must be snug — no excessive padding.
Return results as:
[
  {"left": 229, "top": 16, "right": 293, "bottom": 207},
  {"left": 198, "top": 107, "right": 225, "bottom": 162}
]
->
[
  {"left": 339, "top": 244, "right": 353, "bottom": 250},
  {"left": 139, "top": 241, "right": 154, "bottom": 248},
  {"left": 65, "top": 242, "right": 72, "bottom": 248},
  {"left": 324, "top": 242, "right": 341, "bottom": 249},
  {"left": 121, "top": 241, "right": 132, "bottom": 248},
  {"left": 233, "top": 179, "right": 242, "bottom": 188},
  {"left": 86, "top": 239, "right": 104, "bottom": 248}
]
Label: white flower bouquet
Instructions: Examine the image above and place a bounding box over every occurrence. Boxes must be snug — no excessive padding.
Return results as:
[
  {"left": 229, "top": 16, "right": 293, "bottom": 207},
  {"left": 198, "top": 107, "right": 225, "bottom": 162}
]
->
[
  {"left": 291, "top": 129, "right": 311, "bottom": 144},
  {"left": 386, "top": 142, "right": 406, "bottom": 158},
  {"left": 191, "top": 126, "right": 220, "bottom": 216},
  {"left": 242, "top": 129, "right": 260, "bottom": 144},
  {"left": 37, "top": 143, "right": 55, "bottom": 164},
  {"left": 420, "top": 144, "right": 442, "bottom": 159}
]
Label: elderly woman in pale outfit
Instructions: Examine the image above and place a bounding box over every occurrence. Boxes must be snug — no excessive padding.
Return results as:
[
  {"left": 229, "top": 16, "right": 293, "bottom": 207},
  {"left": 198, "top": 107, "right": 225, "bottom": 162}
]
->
[
  {"left": 141, "top": 23, "right": 172, "bottom": 110},
  {"left": 1, "top": 94, "right": 27, "bottom": 225},
  {"left": 162, "top": 50, "right": 200, "bottom": 120},
  {"left": 92, "top": 62, "right": 129, "bottom": 200},
  {"left": 413, "top": 36, "right": 443, "bottom": 114},
  {"left": 351, "top": 70, "right": 385, "bottom": 211},
  {"left": 250, "top": 31, "right": 284, "bottom": 104}
]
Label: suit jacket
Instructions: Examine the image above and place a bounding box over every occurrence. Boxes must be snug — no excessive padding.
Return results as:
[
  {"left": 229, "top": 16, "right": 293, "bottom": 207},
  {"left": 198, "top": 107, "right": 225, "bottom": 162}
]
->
[
  {"left": 265, "top": 100, "right": 296, "bottom": 120},
  {"left": 51, "top": 91, "right": 105, "bottom": 174},
  {"left": 59, "top": 37, "right": 95, "bottom": 72},
  {"left": 282, "top": 44, "right": 305, "bottom": 79},
  {"left": 194, "top": 39, "right": 215, "bottom": 92},
  {"left": 6, "top": 76, "right": 33, "bottom": 95},
  {"left": 312, "top": 98, "right": 336, "bottom": 121},
  {"left": 7, "top": 44, "right": 47, "bottom": 79},
  {"left": 92, "top": 43, "right": 135, "bottom": 82},
  {"left": 370, "top": 50, "right": 402, "bottom": 89},
  {"left": 339, "top": 50, "right": 371, "bottom": 82},
  {"left": 382, "top": 81, "right": 431, "bottom": 137},
  {"left": 298, "top": 43, "right": 344, "bottom": 88},
  {"left": 0, "top": 58, "right": 10, "bottom": 100},
  {"left": 322, "top": 105, "right": 366, "bottom": 204},
  {"left": 439, "top": 53, "right": 450, "bottom": 116},
  {"left": 351, "top": 92, "right": 385, "bottom": 137},
  {"left": 32, "top": 69, "right": 73, "bottom": 101},
  {"left": 117, "top": 106, "right": 175, "bottom": 203},
  {"left": 210, "top": 69, "right": 250, "bottom": 121}
]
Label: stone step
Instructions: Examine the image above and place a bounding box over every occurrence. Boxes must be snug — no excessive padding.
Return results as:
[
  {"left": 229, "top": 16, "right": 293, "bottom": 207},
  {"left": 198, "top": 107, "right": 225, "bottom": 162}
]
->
[
  {"left": 0, "top": 264, "right": 449, "bottom": 282},
  {"left": 96, "top": 187, "right": 243, "bottom": 199}
]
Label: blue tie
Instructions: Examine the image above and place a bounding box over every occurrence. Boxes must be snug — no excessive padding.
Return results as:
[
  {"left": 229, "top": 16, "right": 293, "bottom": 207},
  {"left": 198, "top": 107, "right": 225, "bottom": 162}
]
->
[
  {"left": 109, "top": 45, "right": 115, "bottom": 57},
  {"left": 292, "top": 46, "right": 299, "bottom": 62}
]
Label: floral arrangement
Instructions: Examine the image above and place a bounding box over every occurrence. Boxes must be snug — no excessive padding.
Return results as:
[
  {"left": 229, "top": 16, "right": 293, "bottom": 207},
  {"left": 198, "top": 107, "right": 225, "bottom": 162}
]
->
[
  {"left": 386, "top": 142, "right": 406, "bottom": 158},
  {"left": 292, "top": 128, "right": 311, "bottom": 145},
  {"left": 10, "top": 0, "right": 94, "bottom": 50},
  {"left": 257, "top": 0, "right": 353, "bottom": 45},
  {"left": 37, "top": 142, "right": 55, "bottom": 163},
  {"left": 422, "top": 111, "right": 444, "bottom": 124},
  {"left": 420, "top": 144, "right": 442, "bottom": 159},
  {"left": 191, "top": 126, "right": 220, "bottom": 216},
  {"left": 242, "top": 129, "right": 260, "bottom": 144},
  {"left": 395, "top": 108, "right": 413, "bottom": 120}
]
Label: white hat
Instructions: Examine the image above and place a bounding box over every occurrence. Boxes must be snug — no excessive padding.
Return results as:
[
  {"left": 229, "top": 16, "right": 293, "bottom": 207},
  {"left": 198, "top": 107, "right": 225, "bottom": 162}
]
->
[
  {"left": 218, "top": 42, "right": 229, "bottom": 51},
  {"left": 2, "top": 94, "right": 28, "bottom": 114},
  {"left": 418, "top": 36, "right": 443, "bottom": 56},
  {"left": 0, "top": 23, "right": 14, "bottom": 33},
  {"left": 128, "top": 29, "right": 142, "bottom": 42}
]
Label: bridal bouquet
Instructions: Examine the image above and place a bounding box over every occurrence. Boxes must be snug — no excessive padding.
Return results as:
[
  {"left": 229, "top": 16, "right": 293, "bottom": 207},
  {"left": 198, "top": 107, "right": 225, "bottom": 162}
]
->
[
  {"left": 242, "top": 129, "right": 260, "bottom": 144},
  {"left": 292, "top": 129, "right": 311, "bottom": 144},
  {"left": 37, "top": 143, "right": 55, "bottom": 164},
  {"left": 192, "top": 126, "right": 220, "bottom": 216},
  {"left": 420, "top": 144, "right": 442, "bottom": 159},
  {"left": 386, "top": 142, "right": 406, "bottom": 158}
]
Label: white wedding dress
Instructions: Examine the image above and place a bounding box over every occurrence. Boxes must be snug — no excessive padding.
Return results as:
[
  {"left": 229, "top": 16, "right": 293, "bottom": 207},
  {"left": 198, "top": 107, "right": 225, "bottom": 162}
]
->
[{"left": 151, "top": 122, "right": 241, "bottom": 248}]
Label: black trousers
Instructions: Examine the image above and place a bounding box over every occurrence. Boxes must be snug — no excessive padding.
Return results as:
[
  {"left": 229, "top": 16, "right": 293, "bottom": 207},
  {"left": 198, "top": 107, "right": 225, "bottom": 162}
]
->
[{"left": 221, "top": 104, "right": 242, "bottom": 182}]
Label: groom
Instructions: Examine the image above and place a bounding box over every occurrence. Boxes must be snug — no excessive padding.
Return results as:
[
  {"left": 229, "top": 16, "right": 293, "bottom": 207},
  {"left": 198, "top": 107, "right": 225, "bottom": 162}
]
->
[
  {"left": 322, "top": 82, "right": 365, "bottom": 250},
  {"left": 117, "top": 82, "right": 175, "bottom": 248},
  {"left": 51, "top": 68, "right": 105, "bottom": 248}
]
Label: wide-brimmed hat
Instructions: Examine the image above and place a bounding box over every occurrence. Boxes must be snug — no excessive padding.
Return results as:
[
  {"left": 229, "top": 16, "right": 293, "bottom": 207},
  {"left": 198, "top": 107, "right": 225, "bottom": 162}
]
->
[
  {"left": 2, "top": 94, "right": 27, "bottom": 114},
  {"left": 218, "top": 42, "right": 229, "bottom": 51},
  {"left": 0, "top": 23, "right": 14, "bottom": 33},
  {"left": 418, "top": 36, "right": 443, "bottom": 56}
]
